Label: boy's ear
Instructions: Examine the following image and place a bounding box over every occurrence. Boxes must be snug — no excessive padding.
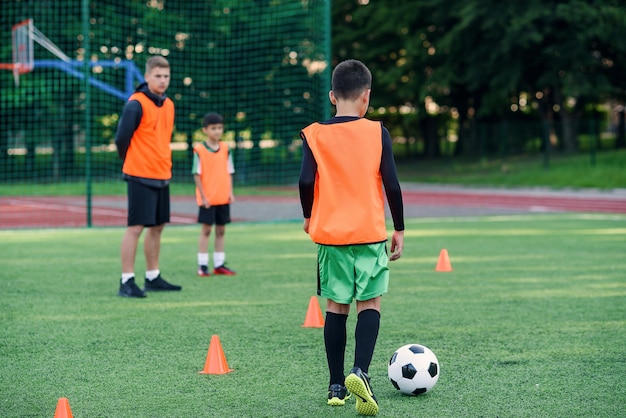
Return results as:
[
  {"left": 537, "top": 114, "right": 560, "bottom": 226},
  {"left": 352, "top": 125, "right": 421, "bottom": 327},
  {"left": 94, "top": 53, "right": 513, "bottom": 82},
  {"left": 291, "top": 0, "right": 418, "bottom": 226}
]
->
[
  {"left": 362, "top": 89, "right": 371, "bottom": 103},
  {"left": 329, "top": 90, "right": 337, "bottom": 105}
]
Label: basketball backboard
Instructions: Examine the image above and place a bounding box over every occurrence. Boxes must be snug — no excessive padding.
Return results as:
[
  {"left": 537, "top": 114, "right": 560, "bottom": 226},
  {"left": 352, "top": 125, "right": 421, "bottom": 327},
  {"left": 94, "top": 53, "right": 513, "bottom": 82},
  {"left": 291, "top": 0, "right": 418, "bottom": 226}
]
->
[{"left": 12, "top": 19, "right": 34, "bottom": 86}]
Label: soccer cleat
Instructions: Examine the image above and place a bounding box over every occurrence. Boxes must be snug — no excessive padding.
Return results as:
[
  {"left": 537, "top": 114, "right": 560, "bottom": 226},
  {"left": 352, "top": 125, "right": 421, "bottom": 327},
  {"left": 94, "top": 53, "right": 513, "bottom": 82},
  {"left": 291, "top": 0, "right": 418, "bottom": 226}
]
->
[
  {"left": 345, "top": 367, "right": 378, "bottom": 416},
  {"left": 197, "top": 265, "right": 211, "bottom": 277},
  {"left": 213, "top": 264, "right": 236, "bottom": 275},
  {"left": 327, "top": 383, "right": 351, "bottom": 406},
  {"left": 118, "top": 277, "right": 146, "bottom": 298},
  {"left": 144, "top": 275, "right": 182, "bottom": 291}
]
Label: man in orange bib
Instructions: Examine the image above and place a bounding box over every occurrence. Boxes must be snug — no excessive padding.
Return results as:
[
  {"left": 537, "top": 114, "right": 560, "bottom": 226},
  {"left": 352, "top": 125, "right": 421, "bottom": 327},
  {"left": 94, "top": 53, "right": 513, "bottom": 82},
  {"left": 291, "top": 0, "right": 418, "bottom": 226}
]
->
[
  {"left": 299, "top": 59, "right": 404, "bottom": 416},
  {"left": 115, "top": 56, "right": 182, "bottom": 298}
]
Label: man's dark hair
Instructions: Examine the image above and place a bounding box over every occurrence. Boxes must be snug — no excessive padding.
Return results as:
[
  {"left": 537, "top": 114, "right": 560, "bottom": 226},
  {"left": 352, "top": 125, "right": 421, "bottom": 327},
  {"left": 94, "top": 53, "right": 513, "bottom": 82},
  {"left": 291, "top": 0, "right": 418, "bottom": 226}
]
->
[{"left": 331, "top": 59, "right": 372, "bottom": 100}]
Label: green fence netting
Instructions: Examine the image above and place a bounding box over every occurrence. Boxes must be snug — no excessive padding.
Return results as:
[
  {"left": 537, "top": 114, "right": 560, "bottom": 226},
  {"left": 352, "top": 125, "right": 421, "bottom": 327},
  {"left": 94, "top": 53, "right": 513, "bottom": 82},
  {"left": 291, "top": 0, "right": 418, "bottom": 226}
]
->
[{"left": 0, "top": 0, "right": 331, "bottom": 228}]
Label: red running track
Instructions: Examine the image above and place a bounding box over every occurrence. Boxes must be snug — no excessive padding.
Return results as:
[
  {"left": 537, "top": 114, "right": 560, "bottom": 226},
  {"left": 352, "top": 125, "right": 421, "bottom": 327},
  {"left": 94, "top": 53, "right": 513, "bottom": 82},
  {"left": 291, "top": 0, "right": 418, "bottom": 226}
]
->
[{"left": 0, "top": 190, "right": 624, "bottom": 229}]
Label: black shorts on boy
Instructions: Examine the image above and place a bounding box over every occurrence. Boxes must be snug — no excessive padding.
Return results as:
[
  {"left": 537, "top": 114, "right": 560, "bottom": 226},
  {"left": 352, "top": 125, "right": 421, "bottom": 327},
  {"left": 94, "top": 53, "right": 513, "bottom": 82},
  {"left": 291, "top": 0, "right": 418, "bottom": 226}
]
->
[{"left": 198, "top": 204, "right": 231, "bottom": 225}]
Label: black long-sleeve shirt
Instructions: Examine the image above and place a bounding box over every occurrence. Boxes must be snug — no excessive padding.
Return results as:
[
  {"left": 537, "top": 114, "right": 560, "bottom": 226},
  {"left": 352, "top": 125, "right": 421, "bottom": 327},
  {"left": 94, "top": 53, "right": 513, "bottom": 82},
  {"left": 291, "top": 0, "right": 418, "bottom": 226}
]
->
[{"left": 299, "top": 116, "right": 404, "bottom": 232}]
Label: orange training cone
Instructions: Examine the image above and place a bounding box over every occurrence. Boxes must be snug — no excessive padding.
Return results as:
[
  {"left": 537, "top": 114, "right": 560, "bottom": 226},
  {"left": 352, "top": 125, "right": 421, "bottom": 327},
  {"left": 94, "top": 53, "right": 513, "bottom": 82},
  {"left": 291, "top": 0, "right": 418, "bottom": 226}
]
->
[
  {"left": 53, "top": 398, "right": 74, "bottom": 418},
  {"left": 435, "top": 248, "right": 453, "bottom": 272},
  {"left": 199, "top": 335, "right": 234, "bottom": 375},
  {"left": 302, "top": 296, "right": 324, "bottom": 328}
]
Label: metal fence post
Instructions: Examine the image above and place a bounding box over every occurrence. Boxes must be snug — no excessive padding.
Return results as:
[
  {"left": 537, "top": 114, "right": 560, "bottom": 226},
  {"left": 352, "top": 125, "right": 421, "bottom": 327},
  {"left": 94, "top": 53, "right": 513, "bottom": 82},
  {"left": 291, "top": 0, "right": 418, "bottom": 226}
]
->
[{"left": 83, "top": 0, "right": 92, "bottom": 227}]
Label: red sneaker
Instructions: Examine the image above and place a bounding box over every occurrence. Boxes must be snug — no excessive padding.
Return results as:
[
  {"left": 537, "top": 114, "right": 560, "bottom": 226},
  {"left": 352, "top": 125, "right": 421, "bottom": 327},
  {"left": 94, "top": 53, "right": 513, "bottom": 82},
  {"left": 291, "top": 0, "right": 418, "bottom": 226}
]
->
[{"left": 213, "top": 264, "right": 236, "bottom": 276}]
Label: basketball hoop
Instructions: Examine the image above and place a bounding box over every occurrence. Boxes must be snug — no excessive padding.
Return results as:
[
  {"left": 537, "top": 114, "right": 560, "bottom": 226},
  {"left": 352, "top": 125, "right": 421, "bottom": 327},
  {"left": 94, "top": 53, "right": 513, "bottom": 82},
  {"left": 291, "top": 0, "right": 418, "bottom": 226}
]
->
[
  {"left": 1, "top": 18, "right": 71, "bottom": 87},
  {"left": 1, "top": 18, "right": 142, "bottom": 99},
  {"left": 0, "top": 19, "right": 34, "bottom": 86}
]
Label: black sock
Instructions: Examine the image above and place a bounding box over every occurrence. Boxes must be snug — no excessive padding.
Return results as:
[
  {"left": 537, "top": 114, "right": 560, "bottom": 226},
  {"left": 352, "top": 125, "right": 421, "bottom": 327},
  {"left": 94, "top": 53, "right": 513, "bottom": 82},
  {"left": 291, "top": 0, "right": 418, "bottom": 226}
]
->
[
  {"left": 324, "top": 312, "right": 348, "bottom": 386},
  {"left": 354, "top": 309, "right": 380, "bottom": 374}
]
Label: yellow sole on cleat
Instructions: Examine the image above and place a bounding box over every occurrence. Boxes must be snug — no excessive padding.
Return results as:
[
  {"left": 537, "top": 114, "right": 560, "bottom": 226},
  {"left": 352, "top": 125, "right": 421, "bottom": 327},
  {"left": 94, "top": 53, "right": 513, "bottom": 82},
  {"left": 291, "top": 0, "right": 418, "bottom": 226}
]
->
[
  {"left": 345, "top": 373, "right": 378, "bottom": 416},
  {"left": 327, "top": 397, "right": 346, "bottom": 406}
]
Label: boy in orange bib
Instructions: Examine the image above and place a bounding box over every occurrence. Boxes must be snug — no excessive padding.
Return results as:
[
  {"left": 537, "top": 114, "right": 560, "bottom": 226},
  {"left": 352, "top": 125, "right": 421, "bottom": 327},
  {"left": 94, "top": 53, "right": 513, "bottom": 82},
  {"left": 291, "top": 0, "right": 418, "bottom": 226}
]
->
[
  {"left": 192, "top": 113, "right": 236, "bottom": 276},
  {"left": 299, "top": 59, "right": 405, "bottom": 415}
]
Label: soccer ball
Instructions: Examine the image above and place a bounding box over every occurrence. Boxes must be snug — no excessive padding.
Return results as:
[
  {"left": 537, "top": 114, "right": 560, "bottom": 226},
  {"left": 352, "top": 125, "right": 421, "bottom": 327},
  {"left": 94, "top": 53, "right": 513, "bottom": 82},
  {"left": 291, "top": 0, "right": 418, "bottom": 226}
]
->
[{"left": 388, "top": 343, "right": 440, "bottom": 395}]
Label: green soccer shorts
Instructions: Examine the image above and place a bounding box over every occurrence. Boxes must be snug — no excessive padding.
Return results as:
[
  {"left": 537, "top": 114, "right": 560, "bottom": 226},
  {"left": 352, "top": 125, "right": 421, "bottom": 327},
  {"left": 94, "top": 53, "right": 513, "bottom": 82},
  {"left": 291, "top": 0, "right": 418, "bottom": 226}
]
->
[{"left": 317, "top": 242, "right": 389, "bottom": 304}]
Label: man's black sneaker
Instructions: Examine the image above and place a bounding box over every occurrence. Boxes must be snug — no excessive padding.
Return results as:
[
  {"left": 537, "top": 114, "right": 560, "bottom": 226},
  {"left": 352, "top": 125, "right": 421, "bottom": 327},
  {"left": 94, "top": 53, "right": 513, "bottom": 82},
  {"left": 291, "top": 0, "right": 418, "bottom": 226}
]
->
[
  {"left": 345, "top": 367, "right": 378, "bottom": 416},
  {"left": 118, "top": 277, "right": 146, "bottom": 298},
  {"left": 144, "top": 275, "right": 182, "bottom": 291},
  {"left": 327, "top": 383, "right": 351, "bottom": 406}
]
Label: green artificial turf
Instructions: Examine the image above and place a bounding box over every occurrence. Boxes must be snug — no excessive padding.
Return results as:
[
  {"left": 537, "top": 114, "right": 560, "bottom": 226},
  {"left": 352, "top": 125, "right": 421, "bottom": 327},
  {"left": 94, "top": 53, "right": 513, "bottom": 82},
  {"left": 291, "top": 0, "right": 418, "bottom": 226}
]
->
[{"left": 1, "top": 214, "right": 624, "bottom": 417}]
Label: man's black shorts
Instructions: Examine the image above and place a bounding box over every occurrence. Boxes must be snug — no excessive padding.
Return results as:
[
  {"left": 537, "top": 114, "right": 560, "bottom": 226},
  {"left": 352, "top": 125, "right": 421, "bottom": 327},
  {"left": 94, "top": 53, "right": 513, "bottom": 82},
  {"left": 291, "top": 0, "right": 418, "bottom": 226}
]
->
[
  {"left": 127, "top": 180, "right": 170, "bottom": 227},
  {"left": 198, "top": 204, "right": 231, "bottom": 226}
]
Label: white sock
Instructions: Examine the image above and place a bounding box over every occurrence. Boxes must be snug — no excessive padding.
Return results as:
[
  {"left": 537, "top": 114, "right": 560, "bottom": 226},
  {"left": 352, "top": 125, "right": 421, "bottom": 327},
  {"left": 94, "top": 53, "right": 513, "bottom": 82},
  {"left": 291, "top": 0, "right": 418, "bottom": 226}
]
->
[
  {"left": 145, "top": 269, "right": 160, "bottom": 280},
  {"left": 121, "top": 273, "right": 134, "bottom": 284},
  {"left": 198, "top": 252, "right": 209, "bottom": 267},
  {"left": 213, "top": 252, "right": 225, "bottom": 268}
]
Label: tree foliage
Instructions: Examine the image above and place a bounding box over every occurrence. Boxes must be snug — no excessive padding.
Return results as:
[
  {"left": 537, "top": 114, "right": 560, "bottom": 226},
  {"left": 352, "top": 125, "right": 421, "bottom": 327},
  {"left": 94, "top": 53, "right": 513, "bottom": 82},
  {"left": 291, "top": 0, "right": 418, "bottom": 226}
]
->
[
  {"left": 0, "top": 0, "right": 329, "bottom": 182},
  {"left": 332, "top": 0, "right": 626, "bottom": 153}
]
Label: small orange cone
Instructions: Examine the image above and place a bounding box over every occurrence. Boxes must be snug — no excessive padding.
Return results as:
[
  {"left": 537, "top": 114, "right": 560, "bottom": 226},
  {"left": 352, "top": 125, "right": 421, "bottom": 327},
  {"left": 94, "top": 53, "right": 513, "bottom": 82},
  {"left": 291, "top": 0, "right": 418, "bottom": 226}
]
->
[
  {"left": 302, "top": 296, "right": 324, "bottom": 328},
  {"left": 199, "top": 335, "right": 234, "bottom": 375},
  {"left": 435, "top": 248, "right": 453, "bottom": 272},
  {"left": 53, "top": 398, "right": 73, "bottom": 418}
]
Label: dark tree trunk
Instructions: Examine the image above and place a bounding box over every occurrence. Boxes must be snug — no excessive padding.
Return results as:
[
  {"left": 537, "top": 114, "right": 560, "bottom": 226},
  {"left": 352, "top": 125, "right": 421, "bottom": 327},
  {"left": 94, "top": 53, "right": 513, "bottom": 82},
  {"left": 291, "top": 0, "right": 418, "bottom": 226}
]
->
[{"left": 616, "top": 107, "right": 626, "bottom": 149}]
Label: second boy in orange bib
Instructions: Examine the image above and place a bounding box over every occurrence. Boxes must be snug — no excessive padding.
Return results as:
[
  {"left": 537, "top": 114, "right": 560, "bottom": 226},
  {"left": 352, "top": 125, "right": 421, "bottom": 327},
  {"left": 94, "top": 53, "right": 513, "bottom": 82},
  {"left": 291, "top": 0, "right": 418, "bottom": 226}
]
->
[{"left": 192, "top": 113, "right": 237, "bottom": 277}]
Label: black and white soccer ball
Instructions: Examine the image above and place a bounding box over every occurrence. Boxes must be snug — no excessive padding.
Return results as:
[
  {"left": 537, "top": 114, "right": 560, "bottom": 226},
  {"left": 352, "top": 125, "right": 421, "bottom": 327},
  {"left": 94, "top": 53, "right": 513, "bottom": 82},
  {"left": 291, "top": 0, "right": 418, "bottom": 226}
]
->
[{"left": 388, "top": 343, "right": 440, "bottom": 395}]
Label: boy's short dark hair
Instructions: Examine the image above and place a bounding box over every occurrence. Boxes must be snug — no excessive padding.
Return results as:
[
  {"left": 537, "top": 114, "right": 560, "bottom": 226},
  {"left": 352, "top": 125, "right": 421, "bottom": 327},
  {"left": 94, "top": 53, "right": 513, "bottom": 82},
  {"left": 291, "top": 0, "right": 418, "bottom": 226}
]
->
[
  {"left": 331, "top": 59, "right": 372, "bottom": 100},
  {"left": 202, "top": 112, "right": 224, "bottom": 127}
]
